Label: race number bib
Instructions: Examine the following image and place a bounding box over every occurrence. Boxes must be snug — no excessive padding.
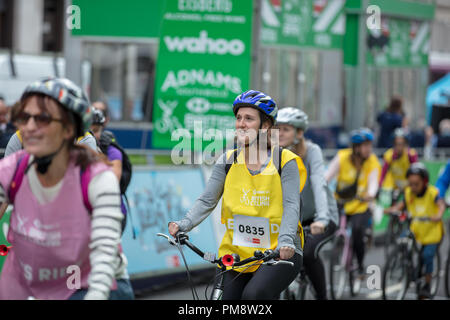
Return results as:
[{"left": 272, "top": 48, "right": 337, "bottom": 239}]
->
[{"left": 232, "top": 215, "right": 271, "bottom": 248}]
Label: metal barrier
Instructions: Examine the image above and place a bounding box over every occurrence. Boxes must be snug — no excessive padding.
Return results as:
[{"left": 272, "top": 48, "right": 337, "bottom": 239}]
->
[{"left": 2, "top": 147, "right": 449, "bottom": 164}]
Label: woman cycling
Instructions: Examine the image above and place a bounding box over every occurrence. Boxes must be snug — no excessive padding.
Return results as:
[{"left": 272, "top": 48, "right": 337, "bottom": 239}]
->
[
  {"left": 275, "top": 107, "right": 338, "bottom": 300},
  {"left": 0, "top": 78, "right": 133, "bottom": 300},
  {"left": 168, "top": 90, "right": 307, "bottom": 300},
  {"left": 379, "top": 128, "right": 418, "bottom": 203},
  {"left": 325, "top": 128, "right": 381, "bottom": 280}
]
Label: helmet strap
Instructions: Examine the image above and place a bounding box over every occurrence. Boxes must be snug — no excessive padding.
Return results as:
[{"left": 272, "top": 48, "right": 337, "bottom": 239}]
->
[{"left": 25, "top": 140, "right": 67, "bottom": 175}]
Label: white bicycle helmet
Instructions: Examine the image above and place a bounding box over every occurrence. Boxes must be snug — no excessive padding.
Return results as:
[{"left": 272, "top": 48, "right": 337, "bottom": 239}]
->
[{"left": 276, "top": 107, "right": 309, "bottom": 131}]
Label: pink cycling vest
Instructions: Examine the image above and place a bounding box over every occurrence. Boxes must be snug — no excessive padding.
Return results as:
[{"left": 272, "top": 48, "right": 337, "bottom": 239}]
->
[{"left": 0, "top": 150, "right": 112, "bottom": 300}]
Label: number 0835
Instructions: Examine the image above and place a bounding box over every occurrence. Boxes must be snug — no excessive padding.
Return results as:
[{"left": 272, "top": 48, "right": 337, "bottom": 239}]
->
[{"left": 238, "top": 224, "right": 265, "bottom": 236}]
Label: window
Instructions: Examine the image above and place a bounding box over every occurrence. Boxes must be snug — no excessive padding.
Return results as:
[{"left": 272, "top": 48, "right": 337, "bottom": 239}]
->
[
  {"left": 42, "top": 0, "right": 64, "bottom": 52},
  {"left": 0, "top": 0, "right": 13, "bottom": 48},
  {"left": 83, "top": 42, "right": 157, "bottom": 122}
]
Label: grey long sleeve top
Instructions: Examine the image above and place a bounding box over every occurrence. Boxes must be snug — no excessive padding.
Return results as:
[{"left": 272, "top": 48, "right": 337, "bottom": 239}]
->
[
  {"left": 173, "top": 150, "right": 303, "bottom": 255},
  {"left": 300, "top": 141, "right": 339, "bottom": 227}
]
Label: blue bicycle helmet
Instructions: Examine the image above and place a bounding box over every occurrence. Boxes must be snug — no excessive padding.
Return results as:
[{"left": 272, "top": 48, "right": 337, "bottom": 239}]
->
[
  {"left": 350, "top": 128, "right": 374, "bottom": 145},
  {"left": 350, "top": 129, "right": 365, "bottom": 144},
  {"left": 359, "top": 127, "right": 374, "bottom": 142},
  {"left": 233, "top": 90, "right": 278, "bottom": 123}
]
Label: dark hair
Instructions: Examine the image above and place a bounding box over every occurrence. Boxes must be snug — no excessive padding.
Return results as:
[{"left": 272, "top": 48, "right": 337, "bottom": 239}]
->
[
  {"left": 0, "top": 94, "right": 4, "bottom": 101},
  {"left": 258, "top": 109, "right": 274, "bottom": 128},
  {"left": 258, "top": 109, "right": 275, "bottom": 148},
  {"left": 387, "top": 96, "right": 403, "bottom": 114}
]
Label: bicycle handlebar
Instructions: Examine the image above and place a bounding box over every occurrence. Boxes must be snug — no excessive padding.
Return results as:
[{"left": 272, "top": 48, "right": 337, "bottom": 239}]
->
[
  {"left": 156, "top": 232, "right": 294, "bottom": 268},
  {"left": 386, "top": 212, "right": 437, "bottom": 222},
  {"left": 336, "top": 196, "right": 367, "bottom": 205}
]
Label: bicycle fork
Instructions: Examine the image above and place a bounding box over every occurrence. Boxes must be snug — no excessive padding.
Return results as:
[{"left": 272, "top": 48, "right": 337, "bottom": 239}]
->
[{"left": 210, "top": 268, "right": 226, "bottom": 300}]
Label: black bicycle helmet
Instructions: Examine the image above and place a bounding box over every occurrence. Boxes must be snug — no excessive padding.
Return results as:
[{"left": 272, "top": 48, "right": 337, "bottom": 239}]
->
[{"left": 406, "top": 162, "right": 429, "bottom": 183}]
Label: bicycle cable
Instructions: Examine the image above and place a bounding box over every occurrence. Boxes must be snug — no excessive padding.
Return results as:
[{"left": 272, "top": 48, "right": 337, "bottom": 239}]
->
[{"left": 175, "top": 233, "right": 200, "bottom": 300}]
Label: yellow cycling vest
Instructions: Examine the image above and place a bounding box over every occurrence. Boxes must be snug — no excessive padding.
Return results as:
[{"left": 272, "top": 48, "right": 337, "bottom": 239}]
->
[
  {"left": 405, "top": 186, "right": 444, "bottom": 245},
  {"left": 336, "top": 148, "right": 381, "bottom": 215},
  {"left": 219, "top": 147, "right": 306, "bottom": 273},
  {"left": 76, "top": 131, "right": 93, "bottom": 143},
  {"left": 382, "top": 148, "right": 417, "bottom": 190}
]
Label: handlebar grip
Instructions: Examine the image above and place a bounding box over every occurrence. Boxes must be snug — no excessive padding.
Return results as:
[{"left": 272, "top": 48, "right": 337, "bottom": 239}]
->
[
  {"left": 176, "top": 232, "right": 189, "bottom": 244},
  {"left": 263, "top": 249, "right": 280, "bottom": 261}
]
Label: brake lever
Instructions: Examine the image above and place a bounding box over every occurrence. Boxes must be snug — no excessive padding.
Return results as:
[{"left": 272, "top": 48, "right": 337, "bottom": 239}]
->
[
  {"left": 263, "top": 259, "right": 294, "bottom": 267},
  {"left": 156, "top": 233, "right": 177, "bottom": 246}
]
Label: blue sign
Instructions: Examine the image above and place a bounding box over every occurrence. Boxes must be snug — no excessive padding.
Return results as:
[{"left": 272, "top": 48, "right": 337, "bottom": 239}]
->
[{"left": 121, "top": 167, "right": 217, "bottom": 276}]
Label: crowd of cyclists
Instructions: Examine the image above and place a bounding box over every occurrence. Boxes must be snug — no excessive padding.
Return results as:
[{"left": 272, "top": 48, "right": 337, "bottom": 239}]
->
[{"left": 0, "top": 79, "right": 448, "bottom": 300}]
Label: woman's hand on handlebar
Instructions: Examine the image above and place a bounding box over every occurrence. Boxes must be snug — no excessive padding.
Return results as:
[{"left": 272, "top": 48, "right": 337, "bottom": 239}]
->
[
  {"left": 310, "top": 221, "right": 325, "bottom": 235},
  {"left": 168, "top": 222, "right": 180, "bottom": 237},
  {"left": 279, "top": 246, "right": 294, "bottom": 260}
]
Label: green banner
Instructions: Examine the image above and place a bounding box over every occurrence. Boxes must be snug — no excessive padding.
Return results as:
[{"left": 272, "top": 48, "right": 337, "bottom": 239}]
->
[
  {"left": 151, "top": 0, "right": 253, "bottom": 150},
  {"left": 367, "top": 17, "right": 430, "bottom": 67},
  {"left": 71, "top": 0, "right": 162, "bottom": 38},
  {"left": 261, "top": 0, "right": 345, "bottom": 50}
]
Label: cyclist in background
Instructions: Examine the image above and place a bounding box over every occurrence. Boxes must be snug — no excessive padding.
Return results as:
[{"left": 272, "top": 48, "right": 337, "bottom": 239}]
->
[
  {"left": 385, "top": 163, "right": 445, "bottom": 299},
  {"left": 90, "top": 107, "right": 130, "bottom": 232},
  {"left": 168, "top": 90, "right": 307, "bottom": 300},
  {"left": 379, "top": 128, "right": 418, "bottom": 204},
  {"left": 275, "top": 107, "right": 338, "bottom": 300},
  {"left": 0, "top": 78, "right": 132, "bottom": 300},
  {"left": 325, "top": 128, "right": 381, "bottom": 280},
  {"left": 90, "top": 107, "right": 122, "bottom": 180}
]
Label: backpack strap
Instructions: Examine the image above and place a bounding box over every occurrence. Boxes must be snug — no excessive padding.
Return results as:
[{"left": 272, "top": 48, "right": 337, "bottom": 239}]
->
[
  {"left": 8, "top": 153, "right": 30, "bottom": 204},
  {"left": 407, "top": 148, "right": 418, "bottom": 164},
  {"left": 273, "top": 146, "right": 283, "bottom": 176},
  {"left": 225, "top": 149, "right": 239, "bottom": 176},
  {"left": 80, "top": 166, "right": 93, "bottom": 213}
]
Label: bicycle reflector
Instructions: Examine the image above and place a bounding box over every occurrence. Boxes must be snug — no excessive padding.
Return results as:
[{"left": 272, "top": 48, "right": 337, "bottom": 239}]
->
[
  {"left": 221, "top": 254, "right": 235, "bottom": 267},
  {"left": 0, "top": 245, "right": 11, "bottom": 257}
]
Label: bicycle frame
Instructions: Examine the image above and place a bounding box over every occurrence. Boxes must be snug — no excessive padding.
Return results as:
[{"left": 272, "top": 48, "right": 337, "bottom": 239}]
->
[{"left": 335, "top": 213, "right": 354, "bottom": 272}]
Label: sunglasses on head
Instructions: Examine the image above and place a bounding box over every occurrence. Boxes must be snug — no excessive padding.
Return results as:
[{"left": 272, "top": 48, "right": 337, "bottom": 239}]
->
[{"left": 14, "top": 111, "right": 63, "bottom": 128}]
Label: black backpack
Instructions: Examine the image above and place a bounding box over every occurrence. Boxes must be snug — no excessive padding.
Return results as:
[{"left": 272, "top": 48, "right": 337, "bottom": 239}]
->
[
  {"left": 98, "top": 130, "right": 136, "bottom": 238},
  {"left": 99, "top": 130, "right": 132, "bottom": 194}
]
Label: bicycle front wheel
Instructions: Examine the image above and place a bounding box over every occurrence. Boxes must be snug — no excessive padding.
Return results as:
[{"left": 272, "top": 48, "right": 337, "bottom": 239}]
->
[
  {"left": 382, "top": 246, "right": 410, "bottom": 300},
  {"left": 349, "top": 269, "right": 362, "bottom": 297},
  {"left": 329, "top": 234, "right": 347, "bottom": 300},
  {"left": 384, "top": 217, "right": 399, "bottom": 258},
  {"left": 429, "top": 249, "right": 441, "bottom": 298}
]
